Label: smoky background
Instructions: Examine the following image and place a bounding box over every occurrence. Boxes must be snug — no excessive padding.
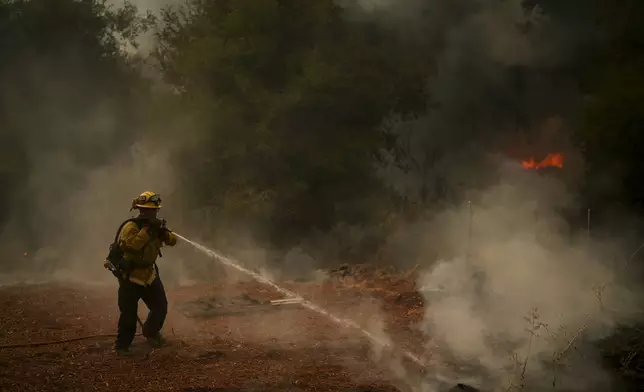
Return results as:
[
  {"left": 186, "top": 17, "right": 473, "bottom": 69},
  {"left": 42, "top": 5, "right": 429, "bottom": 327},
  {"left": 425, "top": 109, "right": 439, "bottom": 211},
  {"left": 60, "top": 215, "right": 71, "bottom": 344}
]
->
[{"left": 0, "top": 0, "right": 643, "bottom": 391}]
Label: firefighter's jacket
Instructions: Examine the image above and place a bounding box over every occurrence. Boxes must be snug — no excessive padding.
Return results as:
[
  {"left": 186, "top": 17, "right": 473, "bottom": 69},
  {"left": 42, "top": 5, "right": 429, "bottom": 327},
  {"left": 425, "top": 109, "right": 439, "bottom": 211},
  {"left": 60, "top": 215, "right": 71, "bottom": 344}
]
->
[{"left": 118, "top": 221, "right": 177, "bottom": 286}]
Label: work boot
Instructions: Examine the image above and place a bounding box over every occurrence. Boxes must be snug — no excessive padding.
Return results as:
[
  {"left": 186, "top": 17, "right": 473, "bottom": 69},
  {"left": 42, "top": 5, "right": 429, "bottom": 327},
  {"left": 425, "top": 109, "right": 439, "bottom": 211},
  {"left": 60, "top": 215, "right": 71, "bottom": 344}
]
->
[
  {"left": 115, "top": 346, "right": 133, "bottom": 356},
  {"left": 145, "top": 333, "right": 166, "bottom": 349}
]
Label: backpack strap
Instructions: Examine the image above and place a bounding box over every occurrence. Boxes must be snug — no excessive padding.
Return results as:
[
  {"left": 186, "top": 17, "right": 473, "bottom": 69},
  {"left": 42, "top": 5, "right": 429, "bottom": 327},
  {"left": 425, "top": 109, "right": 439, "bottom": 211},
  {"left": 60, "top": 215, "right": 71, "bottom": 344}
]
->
[
  {"left": 114, "top": 217, "right": 161, "bottom": 268},
  {"left": 112, "top": 217, "right": 142, "bottom": 246},
  {"left": 113, "top": 217, "right": 151, "bottom": 280}
]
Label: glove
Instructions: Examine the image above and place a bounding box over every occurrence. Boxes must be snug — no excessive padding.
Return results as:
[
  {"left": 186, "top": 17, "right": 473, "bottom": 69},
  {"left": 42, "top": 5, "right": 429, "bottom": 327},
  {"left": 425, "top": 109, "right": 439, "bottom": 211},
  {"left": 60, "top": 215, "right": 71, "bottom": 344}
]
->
[
  {"left": 159, "top": 226, "right": 170, "bottom": 241},
  {"left": 143, "top": 218, "right": 163, "bottom": 238}
]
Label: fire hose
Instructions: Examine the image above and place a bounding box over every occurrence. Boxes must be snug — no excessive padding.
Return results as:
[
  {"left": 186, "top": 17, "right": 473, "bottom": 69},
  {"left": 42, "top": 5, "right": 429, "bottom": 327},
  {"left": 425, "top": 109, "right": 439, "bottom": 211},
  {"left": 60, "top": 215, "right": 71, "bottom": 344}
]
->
[
  {"left": 0, "top": 333, "right": 141, "bottom": 349},
  {"left": 0, "top": 260, "right": 146, "bottom": 350}
]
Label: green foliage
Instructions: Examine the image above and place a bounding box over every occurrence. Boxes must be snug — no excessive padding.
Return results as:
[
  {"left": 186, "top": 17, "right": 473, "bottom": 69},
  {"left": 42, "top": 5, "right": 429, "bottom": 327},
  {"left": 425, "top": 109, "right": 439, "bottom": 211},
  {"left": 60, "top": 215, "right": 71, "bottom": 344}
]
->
[
  {"left": 155, "top": 0, "right": 428, "bottom": 247},
  {"left": 577, "top": 0, "right": 644, "bottom": 210}
]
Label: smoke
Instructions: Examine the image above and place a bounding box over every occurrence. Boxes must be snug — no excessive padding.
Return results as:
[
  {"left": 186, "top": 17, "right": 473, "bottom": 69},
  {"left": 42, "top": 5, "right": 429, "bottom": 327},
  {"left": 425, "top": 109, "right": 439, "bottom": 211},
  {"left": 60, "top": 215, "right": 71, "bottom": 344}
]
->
[
  {"left": 0, "top": 104, "right": 233, "bottom": 288},
  {"left": 1, "top": 2, "right": 640, "bottom": 390},
  {"left": 380, "top": 164, "right": 640, "bottom": 391},
  {"left": 336, "top": 0, "right": 593, "bottom": 205},
  {"left": 0, "top": 133, "right": 182, "bottom": 283},
  {"left": 0, "top": 0, "right": 223, "bottom": 288},
  {"left": 302, "top": 5, "right": 643, "bottom": 388},
  {"left": 338, "top": 162, "right": 643, "bottom": 392}
]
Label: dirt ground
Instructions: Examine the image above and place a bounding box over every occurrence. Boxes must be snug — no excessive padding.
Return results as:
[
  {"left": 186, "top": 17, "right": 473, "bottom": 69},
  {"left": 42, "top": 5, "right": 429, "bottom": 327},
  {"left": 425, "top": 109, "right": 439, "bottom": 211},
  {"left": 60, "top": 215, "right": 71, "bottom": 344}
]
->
[{"left": 0, "top": 265, "right": 458, "bottom": 392}]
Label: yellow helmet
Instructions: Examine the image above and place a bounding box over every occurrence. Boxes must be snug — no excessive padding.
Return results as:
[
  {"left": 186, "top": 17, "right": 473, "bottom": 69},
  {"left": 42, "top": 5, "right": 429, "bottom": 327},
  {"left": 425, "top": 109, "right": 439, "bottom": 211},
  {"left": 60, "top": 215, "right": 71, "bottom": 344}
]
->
[{"left": 131, "top": 191, "right": 162, "bottom": 210}]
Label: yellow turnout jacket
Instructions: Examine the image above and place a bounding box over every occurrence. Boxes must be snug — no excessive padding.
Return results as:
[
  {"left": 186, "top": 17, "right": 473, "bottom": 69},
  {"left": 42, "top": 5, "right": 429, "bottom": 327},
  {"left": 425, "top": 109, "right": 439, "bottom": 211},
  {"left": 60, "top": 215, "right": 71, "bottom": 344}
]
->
[{"left": 118, "top": 220, "right": 177, "bottom": 286}]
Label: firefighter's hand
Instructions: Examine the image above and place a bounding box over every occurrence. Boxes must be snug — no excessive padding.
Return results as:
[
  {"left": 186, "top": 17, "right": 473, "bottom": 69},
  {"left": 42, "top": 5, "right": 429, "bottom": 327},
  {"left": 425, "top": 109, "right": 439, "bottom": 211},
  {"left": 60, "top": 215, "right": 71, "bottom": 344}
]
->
[
  {"left": 144, "top": 218, "right": 163, "bottom": 237},
  {"left": 159, "top": 226, "right": 170, "bottom": 241}
]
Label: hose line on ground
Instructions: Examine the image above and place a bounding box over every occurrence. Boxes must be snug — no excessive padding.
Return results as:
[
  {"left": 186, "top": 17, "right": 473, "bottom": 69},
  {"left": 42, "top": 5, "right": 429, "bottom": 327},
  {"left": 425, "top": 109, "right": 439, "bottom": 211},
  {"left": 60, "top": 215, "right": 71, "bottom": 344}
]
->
[
  {"left": 0, "top": 333, "right": 141, "bottom": 349},
  {"left": 0, "top": 312, "right": 144, "bottom": 349}
]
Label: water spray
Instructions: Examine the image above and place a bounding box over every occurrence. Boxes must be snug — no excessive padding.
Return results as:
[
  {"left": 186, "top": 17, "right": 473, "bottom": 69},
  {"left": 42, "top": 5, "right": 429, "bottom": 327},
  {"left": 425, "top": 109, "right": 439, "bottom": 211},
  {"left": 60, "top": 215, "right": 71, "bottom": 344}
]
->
[{"left": 174, "top": 233, "right": 427, "bottom": 368}]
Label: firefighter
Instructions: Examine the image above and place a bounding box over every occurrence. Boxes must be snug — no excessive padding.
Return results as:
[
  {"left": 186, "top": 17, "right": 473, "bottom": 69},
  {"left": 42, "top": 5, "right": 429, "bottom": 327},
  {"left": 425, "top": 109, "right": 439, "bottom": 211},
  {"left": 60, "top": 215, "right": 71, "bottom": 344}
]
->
[{"left": 108, "top": 191, "right": 177, "bottom": 355}]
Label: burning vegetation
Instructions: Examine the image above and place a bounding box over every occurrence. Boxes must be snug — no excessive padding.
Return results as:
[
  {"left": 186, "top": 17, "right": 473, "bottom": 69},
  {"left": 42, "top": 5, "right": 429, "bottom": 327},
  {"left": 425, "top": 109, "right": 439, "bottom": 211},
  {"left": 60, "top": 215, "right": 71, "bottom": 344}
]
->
[{"left": 520, "top": 153, "right": 565, "bottom": 170}]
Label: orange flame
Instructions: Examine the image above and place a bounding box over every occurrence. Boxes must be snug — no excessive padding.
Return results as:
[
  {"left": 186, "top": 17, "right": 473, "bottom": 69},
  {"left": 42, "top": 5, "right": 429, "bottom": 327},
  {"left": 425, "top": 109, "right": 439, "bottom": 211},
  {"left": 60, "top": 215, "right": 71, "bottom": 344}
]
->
[{"left": 520, "top": 153, "right": 564, "bottom": 169}]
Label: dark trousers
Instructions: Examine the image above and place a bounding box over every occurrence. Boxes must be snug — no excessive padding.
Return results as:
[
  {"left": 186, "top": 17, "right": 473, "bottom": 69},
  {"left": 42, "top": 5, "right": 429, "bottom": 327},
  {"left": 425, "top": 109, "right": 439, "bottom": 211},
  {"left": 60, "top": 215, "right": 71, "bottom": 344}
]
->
[{"left": 115, "top": 277, "right": 168, "bottom": 349}]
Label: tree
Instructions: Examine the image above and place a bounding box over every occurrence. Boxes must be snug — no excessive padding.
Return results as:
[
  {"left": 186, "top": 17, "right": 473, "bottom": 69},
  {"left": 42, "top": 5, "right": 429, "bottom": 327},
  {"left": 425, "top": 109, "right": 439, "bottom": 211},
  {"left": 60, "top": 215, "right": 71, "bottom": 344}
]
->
[
  {"left": 577, "top": 0, "right": 644, "bottom": 214},
  {"left": 155, "top": 0, "right": 429, "bottom": 248}
]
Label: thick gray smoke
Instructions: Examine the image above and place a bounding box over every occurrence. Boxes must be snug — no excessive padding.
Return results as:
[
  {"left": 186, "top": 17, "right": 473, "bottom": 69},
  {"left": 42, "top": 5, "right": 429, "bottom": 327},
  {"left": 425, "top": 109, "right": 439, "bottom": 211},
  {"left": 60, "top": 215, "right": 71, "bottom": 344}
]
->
[
  {"left": 0, "top": 0, "right": 211, "bottom": 287},
  {"left": 0, "top": 136, "right": 182, "bottom": 285},
  {"left": 413, "top": 165, "right": 642, "bottom": 391}
]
